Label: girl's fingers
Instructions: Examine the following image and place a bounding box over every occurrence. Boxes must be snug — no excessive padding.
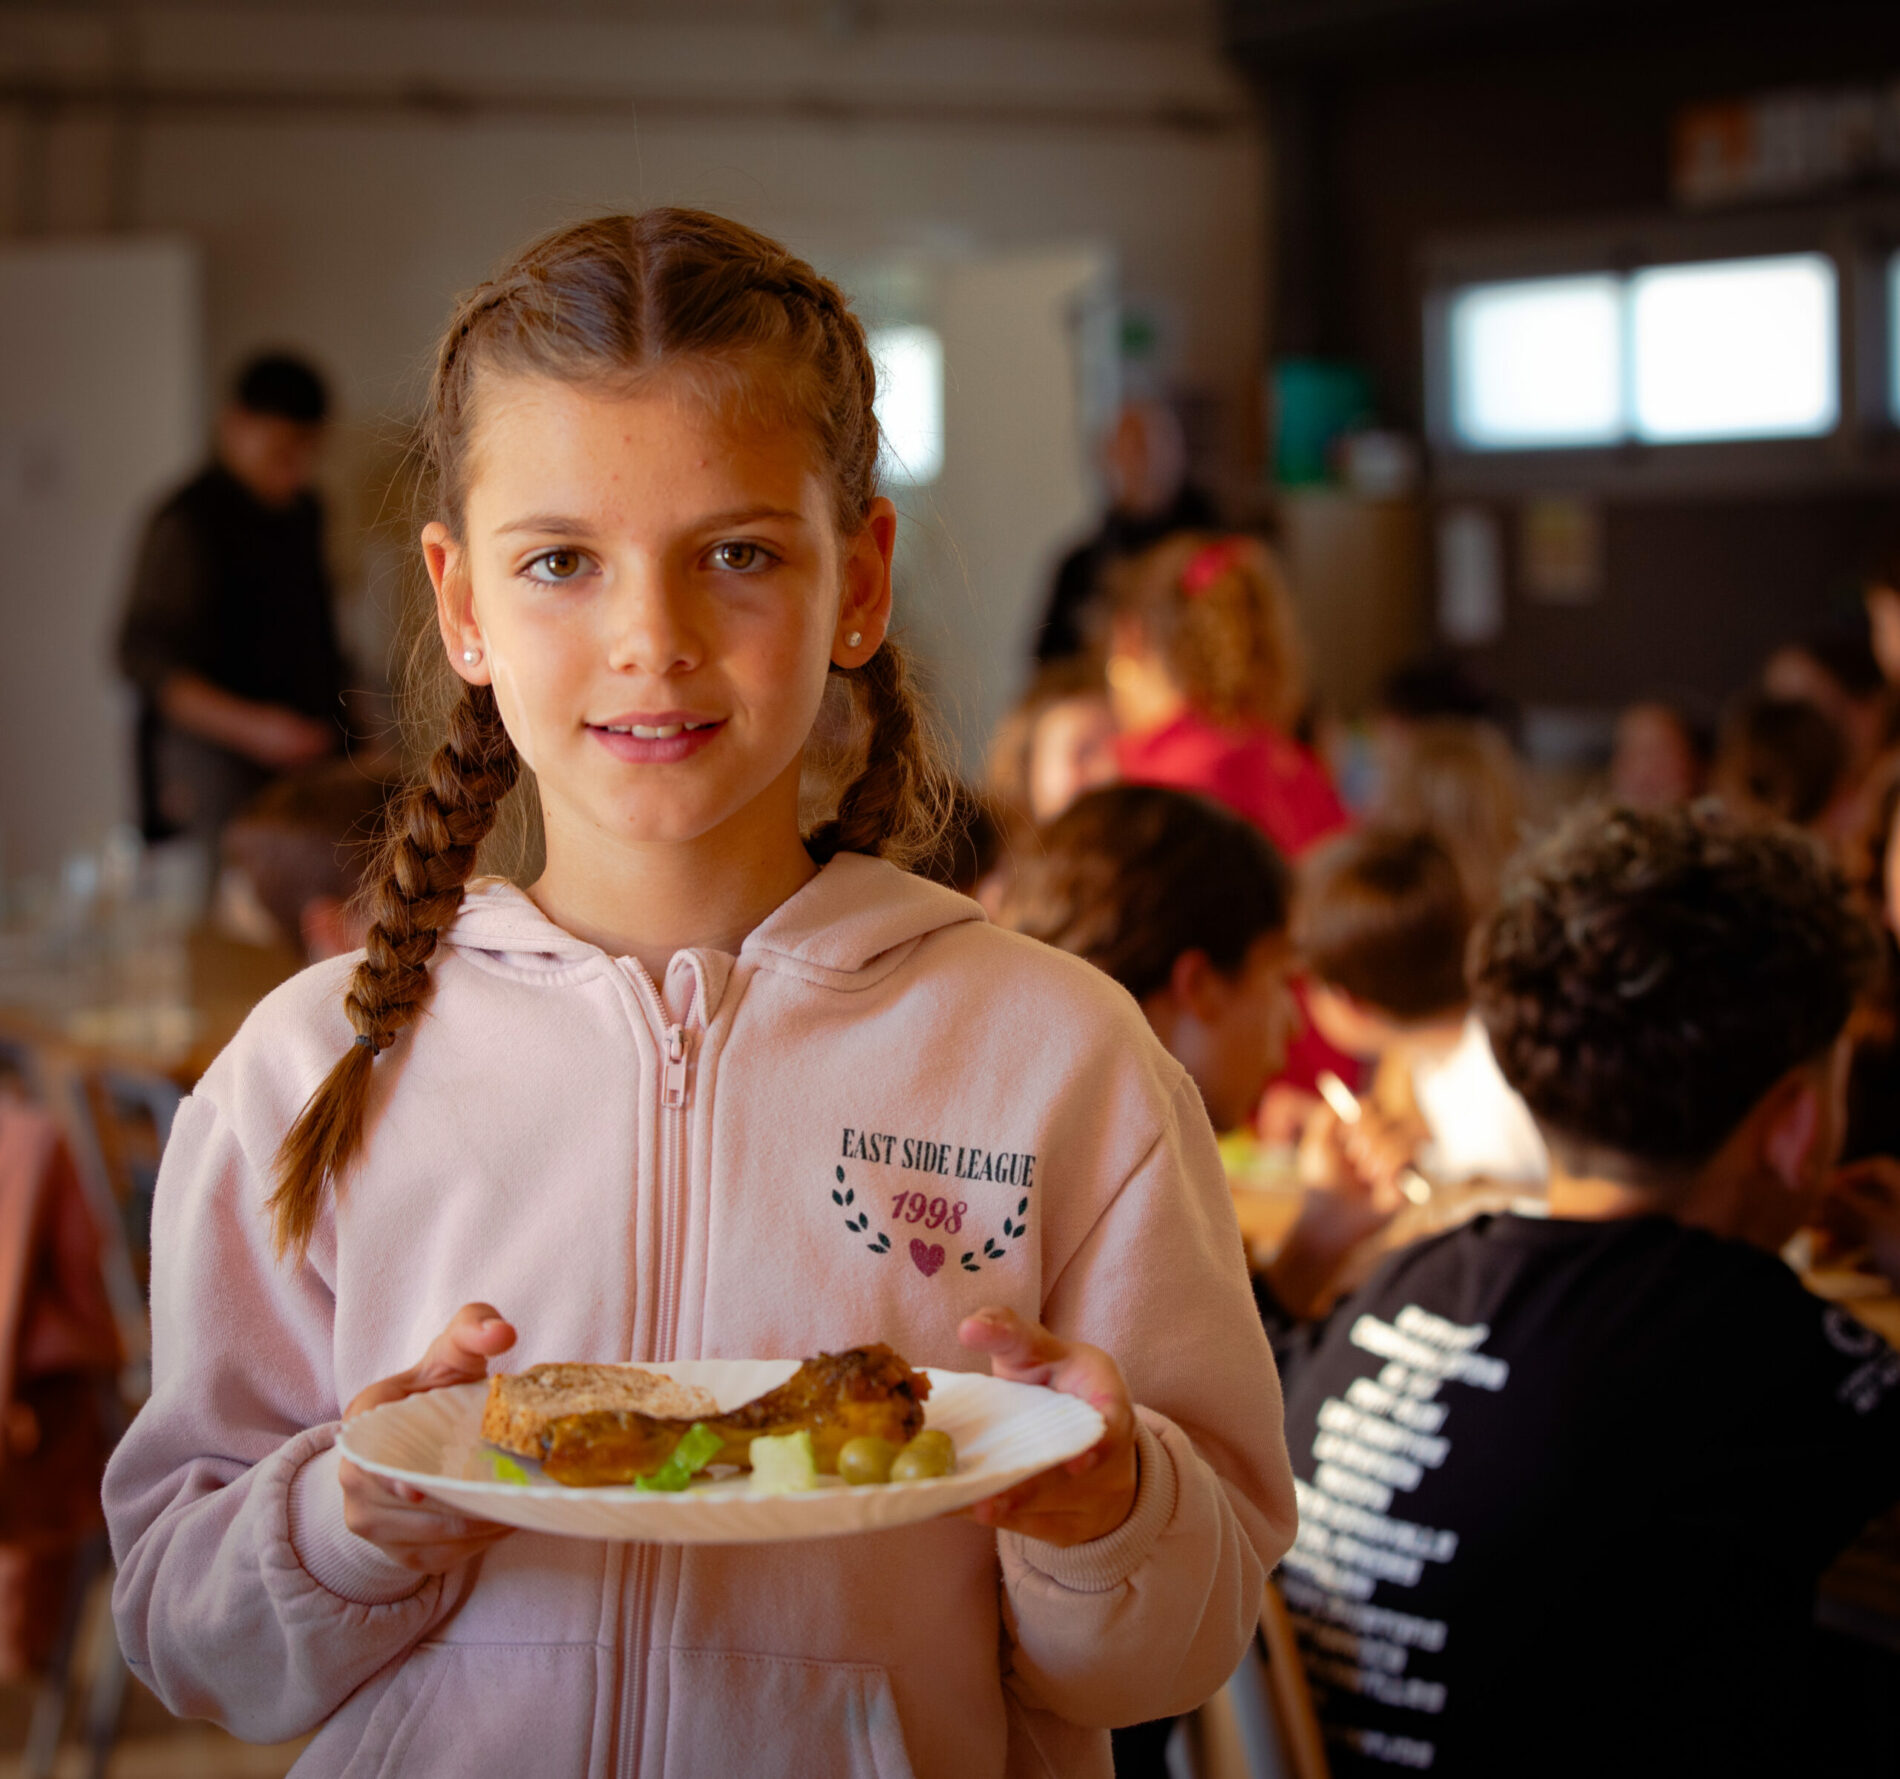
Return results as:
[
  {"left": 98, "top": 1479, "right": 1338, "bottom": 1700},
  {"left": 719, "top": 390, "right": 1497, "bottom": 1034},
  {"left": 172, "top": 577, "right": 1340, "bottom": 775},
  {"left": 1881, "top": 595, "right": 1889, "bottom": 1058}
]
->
[
  {"left": 959, "top": 1311, "right": 1137, "bottom": 1448},
  {"left": 344, "top": 1304, "right": 516, "bottom": 1418},
  {"left": 416, "top": 1303, "right": 517, "bottom": 1388},
  {"left": 963, "top": 1447, "right": 1139, "bottom": 1546},
  {"left": 957, "top": 1307, "right": 1066, "bottom": 1376}
]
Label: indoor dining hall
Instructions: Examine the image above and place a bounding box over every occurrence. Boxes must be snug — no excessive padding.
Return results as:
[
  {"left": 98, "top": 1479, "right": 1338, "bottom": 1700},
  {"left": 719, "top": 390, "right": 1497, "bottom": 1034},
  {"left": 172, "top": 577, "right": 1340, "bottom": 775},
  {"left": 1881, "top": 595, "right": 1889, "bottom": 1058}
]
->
[{"left": 3, "top": 0, "right": 1900, "bottom": 1774}]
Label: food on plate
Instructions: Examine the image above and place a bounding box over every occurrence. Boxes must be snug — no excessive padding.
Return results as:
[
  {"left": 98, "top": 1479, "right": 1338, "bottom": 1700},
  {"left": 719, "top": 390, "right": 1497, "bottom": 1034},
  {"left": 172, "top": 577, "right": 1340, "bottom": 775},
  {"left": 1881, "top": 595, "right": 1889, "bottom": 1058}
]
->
[
  {"left": 837, "top": 1435, "right": 898, "bottom": 1486},
  {"left": 891, "top": 1429, "right": 957, "bottom": 1482},
  {"left": 634, "top": 1424, "right": 723, "bottom": 1493},
  {"left": 494, "top": 1344, "right": 932, "bottom": 1487},
  {"left": 749, "top": 1430, "right": 819, "bottom": 1493},
  {"left": 481, "top": 1363, "right": 718, "bottom": 1458}
]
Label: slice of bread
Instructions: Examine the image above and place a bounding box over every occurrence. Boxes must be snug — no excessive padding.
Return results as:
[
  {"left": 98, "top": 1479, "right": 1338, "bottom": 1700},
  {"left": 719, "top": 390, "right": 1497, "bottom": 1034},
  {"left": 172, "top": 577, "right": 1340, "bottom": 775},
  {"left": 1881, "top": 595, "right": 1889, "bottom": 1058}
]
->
[{"left": 480, "top": 1364, "right": 719, "bottom": 1457}]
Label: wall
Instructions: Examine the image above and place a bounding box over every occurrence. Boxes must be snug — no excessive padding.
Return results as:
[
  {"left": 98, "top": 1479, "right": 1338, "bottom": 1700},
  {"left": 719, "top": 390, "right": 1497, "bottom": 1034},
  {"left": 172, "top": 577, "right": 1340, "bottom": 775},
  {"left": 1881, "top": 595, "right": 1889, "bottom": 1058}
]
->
[
  {"left": 0, "top": 2, "right": 1268, "bottom": 825},
  {"left": 0, "top": 237, "right": 200, "bottom": 880}
]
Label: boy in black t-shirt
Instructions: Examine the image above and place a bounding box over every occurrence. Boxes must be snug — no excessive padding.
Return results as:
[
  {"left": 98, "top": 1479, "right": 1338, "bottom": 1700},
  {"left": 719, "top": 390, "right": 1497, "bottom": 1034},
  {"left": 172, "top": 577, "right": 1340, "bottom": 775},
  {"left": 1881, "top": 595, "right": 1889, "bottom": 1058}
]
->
[{"left": 1265, "top": 804, "right": 1900, "bottom": 1777}]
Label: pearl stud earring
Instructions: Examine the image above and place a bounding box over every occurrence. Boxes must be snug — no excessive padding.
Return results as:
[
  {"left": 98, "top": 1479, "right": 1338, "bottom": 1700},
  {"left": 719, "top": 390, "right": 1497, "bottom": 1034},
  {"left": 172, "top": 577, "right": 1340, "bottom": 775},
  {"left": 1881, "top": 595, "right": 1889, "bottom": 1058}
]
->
[
  {"left": 846, "top": 631, "right": 862, "bottom": 648},
  {"left": 462, "top": 647, "right": 481, "bottom": 664}
]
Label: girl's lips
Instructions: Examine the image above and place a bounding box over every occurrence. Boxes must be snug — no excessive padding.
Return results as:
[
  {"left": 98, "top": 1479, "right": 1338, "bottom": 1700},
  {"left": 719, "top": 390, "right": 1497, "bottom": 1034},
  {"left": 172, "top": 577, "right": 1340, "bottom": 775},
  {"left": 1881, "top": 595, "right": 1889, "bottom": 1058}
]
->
[{"left": 588, "top": 719, "right": 725, "bottom": 764}]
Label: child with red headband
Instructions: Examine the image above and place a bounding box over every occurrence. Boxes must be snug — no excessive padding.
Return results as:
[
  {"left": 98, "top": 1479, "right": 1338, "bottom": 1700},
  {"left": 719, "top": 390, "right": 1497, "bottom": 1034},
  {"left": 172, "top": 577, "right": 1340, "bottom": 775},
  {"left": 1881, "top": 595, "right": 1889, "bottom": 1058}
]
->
[
  {"left": 1107, "top": 532, "right": 1353, "bottom": 1097},
  {"left": 1106, "top": 533, "right": 1347, "bottom": 858}
]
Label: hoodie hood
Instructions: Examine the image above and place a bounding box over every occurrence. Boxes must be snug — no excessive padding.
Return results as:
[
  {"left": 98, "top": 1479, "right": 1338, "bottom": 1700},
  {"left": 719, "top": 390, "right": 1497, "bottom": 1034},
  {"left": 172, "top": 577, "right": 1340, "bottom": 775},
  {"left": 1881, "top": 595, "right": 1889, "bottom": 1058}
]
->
[{"left": 440, "top": 852, "right": 985, "bottom": 993}]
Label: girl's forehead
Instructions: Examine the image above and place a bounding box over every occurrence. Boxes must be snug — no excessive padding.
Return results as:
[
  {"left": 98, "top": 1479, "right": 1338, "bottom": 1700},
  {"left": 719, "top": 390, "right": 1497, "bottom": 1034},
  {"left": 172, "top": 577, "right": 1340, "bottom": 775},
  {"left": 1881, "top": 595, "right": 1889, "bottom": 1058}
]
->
[{"left": 465, "top": 370, "right": 828, "bottom": 525}]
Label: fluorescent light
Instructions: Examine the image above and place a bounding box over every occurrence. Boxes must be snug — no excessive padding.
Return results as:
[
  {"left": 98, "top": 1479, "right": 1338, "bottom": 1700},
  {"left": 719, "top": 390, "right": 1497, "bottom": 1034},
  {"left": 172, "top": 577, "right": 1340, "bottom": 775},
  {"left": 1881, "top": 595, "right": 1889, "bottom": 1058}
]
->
[
  {"left": 1448, "top": 275, "right": 1623, "bottom": 450},
  {"left": 868, "top": 324, "right": 944, "bottom": 486},
  {"left": 1629, "top": 253, "right": 1837, "bottom": 442}
]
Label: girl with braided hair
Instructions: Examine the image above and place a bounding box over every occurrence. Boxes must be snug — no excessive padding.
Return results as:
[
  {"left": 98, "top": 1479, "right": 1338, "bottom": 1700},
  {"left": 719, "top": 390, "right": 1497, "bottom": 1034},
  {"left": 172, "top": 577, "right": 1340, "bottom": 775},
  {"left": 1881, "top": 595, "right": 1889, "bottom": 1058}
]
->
[{"left": 104, "top": 210, "right": 1292, "bottom": 1777}]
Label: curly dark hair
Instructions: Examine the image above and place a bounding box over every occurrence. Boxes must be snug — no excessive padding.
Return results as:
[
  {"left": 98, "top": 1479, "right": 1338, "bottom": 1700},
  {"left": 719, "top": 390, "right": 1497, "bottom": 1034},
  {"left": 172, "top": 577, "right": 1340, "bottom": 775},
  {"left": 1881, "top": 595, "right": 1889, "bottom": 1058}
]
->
[
  {"left": 1472, "top": 802, "right": 1880, "bottom": 1173},
  {"left": 997, "top": 784, "right": 1291, "bottom": 1002}
]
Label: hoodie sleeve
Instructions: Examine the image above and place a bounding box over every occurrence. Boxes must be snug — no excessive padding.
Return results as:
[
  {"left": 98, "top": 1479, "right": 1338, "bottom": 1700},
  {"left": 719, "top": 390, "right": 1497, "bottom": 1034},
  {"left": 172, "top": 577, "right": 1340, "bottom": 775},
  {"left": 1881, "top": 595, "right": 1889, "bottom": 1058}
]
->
[
  {"left": 998, "top": 1073, "right": 1296, "bottom": 1728},
  {"left": 103, "top": 1094, "right": 470, "bottom": 1742}
]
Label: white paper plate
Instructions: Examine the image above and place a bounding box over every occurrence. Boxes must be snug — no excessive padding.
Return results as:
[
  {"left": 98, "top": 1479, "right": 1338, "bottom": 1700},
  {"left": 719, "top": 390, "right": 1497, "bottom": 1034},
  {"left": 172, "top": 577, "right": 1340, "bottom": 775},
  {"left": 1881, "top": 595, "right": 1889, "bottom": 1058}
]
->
[{"left": 336, "top": 1360, "right": 1106, "bottom": 1544}]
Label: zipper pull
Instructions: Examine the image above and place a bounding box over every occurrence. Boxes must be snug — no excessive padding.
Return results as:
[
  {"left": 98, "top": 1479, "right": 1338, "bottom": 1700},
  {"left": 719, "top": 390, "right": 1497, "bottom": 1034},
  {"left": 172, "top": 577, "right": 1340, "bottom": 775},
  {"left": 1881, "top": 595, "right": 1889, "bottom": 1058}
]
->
[{"left": 662, "top": 1024, "right": 693, "bottom": 1109}]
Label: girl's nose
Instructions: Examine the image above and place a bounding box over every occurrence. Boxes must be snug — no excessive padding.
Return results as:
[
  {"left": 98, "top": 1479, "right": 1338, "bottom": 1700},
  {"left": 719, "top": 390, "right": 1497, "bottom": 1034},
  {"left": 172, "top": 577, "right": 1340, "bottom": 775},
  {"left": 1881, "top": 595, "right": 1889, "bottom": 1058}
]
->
[{"left": 605, "top": 566, "right": 702, "bottom": 676}]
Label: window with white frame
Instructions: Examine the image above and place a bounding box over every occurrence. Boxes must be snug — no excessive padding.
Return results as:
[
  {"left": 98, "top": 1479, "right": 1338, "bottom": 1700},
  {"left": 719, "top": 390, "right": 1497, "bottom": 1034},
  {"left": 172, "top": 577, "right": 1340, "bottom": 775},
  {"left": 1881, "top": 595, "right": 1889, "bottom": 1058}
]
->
[{"left": 1445, "top": 252, "right": 1839, "bottom": 452}]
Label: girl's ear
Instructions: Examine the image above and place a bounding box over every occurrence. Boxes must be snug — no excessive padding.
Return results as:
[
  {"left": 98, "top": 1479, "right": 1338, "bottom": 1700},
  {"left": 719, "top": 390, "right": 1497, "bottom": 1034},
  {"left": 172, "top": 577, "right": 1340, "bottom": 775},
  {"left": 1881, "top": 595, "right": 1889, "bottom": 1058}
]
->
[
  {"left": 833, "top": 497, "right": 897, "bottom": 669},
  {"left": 424, "top": 520, "right": 491, "bottom": 687}
]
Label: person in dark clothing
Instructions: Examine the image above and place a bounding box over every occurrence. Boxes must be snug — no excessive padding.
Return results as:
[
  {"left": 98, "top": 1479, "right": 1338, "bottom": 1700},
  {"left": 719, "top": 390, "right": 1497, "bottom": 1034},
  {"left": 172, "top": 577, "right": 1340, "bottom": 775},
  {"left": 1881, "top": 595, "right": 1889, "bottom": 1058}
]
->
[
  {"left": 1259, "top": 804, "right": 1900, "bottom": 1778},
  {"left": 117, "top": 351, "right": 349, "bottom": 847},
  {"left": 1033, "top": 400, "right": 1216, "bottom": 665}
]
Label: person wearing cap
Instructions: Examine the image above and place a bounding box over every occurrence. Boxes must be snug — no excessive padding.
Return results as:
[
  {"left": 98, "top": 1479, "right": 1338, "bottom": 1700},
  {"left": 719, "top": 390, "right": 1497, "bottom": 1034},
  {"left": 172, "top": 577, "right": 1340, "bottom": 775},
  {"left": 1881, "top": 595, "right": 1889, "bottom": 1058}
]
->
[{"left": 117, "top": 351, "right": 350, "bottom": 848}]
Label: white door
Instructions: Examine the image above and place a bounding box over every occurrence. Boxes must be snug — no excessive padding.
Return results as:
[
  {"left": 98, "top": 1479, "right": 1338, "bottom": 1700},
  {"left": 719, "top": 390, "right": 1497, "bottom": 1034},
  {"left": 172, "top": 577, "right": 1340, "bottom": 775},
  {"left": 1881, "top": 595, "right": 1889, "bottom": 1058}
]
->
[
  {"left": 890, "top": 245, "right": 1114, "bottom": 776},
  {"left": 0, "top": 237, "right": 202, "bottom": 883}
]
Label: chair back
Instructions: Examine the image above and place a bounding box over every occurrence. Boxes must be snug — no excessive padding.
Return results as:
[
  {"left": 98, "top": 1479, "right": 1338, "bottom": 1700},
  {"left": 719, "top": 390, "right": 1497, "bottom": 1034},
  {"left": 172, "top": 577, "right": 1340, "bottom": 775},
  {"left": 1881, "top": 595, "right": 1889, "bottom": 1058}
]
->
[
  {"left": 1256, "top": 1579, "right": 1330, "bottom": 1779},
  {"left": 1195, "top": 1577, "right": 1332, "bottom": 1779},
  {"left": 0, "top": 1096, "right": 123, "bottom": 1680}
]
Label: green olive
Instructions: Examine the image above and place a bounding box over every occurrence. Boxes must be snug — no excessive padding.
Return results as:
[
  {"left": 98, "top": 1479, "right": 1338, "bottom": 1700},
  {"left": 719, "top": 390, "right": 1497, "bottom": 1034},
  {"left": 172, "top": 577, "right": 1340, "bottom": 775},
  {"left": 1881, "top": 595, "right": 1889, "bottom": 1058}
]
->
[
  {"left": 890, "top": 1429, "right": 957, "bottom": 1482},
  {"left": 837, "top": 1436, "right": 898, "bottom": 1486}
]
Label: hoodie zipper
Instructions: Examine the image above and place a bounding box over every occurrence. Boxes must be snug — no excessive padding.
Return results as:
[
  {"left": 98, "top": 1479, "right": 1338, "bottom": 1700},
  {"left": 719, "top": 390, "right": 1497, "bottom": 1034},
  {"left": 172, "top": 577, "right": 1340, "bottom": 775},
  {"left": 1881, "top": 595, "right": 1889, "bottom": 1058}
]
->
[{"left": 618, "top": 957, "right": 700, "bottom": 1779}]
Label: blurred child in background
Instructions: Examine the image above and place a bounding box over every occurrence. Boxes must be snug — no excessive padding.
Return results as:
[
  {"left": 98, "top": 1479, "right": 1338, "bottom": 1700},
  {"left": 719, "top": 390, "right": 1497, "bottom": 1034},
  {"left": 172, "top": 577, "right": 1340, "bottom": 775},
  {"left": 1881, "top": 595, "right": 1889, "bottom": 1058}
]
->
[
  {"left": 997, "top": 783, "right": 1296, "bottom": 1138},
  {"left": 998, "top": 779, "right": 1402, "bottom": 1779},
  {"left": 1106, "top": 532, "right": 1353, "bottom": 1101},
  {"left": 1765, "top": 628, "right": 1893, "bottom": 841},
  {"left": 1274, "top": 804, "right": 1900, "bottom": 1778},
  {"left": 218, "top": 761, "right": 394, "bottom": 961},
  {"left": 1368, "top": 655, "right": 1518, "bottom": 815},
  {"left": 1840, "top": 758, "right": 1900, "bottom": 1165},
  {"left": 985, "top": 658, "right": 1118, "bottom": 837},
  {"left": 1713, "top": 692, "right": 1846, "bottom": 833},
  {"left": 1372, "top": 717, "right": 1525, "bottom": 916},
  {"left": 1106, "top": 533, "right": 1346, "bottom": 858},
  {"left": 1296, "top": 828, "right": 1546, "bottom": 1191},
  {"left": 1608, "top": 698, "right": 1708, "bottom": 808}
]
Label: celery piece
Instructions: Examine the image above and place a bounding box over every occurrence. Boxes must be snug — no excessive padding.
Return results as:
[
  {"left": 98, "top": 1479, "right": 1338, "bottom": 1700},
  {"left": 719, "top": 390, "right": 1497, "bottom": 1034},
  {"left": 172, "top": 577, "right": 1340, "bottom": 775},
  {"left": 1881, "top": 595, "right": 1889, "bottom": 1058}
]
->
[
  {"left": 748, "top": 1429, "right": 818, "bottom": 1494},
  {"left": 635, "top": 1422, "right": 724, "bottom": 1493},
  {"left": 489, "top": 1453, "right": 531, "bottom": 1486}
]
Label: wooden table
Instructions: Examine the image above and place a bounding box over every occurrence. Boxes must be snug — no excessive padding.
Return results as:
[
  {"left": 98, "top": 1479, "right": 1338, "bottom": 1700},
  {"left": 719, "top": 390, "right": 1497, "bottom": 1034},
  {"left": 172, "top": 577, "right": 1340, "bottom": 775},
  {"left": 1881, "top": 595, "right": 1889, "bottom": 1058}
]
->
[
  {"left": 0, "top": 926, "right": 301, "bottom": 1373},
  {"left": 0, "top": 925, "right": 301, "bottom": 1092}
]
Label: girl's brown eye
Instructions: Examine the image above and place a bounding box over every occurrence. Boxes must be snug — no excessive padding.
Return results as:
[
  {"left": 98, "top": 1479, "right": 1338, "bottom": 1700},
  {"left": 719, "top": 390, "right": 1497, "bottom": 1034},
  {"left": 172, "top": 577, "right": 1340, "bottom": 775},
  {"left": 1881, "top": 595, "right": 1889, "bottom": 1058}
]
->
[
  {"left": 526, "top": 548, "right": 588, "bottom": 583},
  {"left": 712, "top": 542, "right": 767, "bottom": 572}
]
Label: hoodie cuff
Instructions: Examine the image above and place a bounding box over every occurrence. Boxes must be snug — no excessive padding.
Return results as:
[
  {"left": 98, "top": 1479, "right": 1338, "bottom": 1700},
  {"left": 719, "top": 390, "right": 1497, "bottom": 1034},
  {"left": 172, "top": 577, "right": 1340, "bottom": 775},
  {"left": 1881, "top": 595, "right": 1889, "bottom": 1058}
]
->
[
  {"left": 1002, "top": 1413, "right": 1177, "bottom": 1594},
  {"left": 288, "top": 1443, "right": 429, "bottom": 1606}
]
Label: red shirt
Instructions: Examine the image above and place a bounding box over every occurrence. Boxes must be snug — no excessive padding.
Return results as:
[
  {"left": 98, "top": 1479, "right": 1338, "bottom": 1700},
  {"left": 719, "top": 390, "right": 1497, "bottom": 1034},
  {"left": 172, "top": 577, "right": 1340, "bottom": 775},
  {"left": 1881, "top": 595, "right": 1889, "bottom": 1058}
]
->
[
  {"left": 1116, "top": 709, "right": 1349, "bottom": 858},
  {"left": 1118, "top": 708, "right": 1357, "bottom": 1099}
]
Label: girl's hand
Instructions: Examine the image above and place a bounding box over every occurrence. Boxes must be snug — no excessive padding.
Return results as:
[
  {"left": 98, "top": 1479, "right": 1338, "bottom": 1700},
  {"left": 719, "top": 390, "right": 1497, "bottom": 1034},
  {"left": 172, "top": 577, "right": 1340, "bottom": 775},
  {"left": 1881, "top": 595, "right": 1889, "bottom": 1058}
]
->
[
  {"left": 956, "top": 1308, "right": 1138, "bottom": 1548},
  {"left": 338, "top": 1302, "right": 519, "bottom": 1574}
]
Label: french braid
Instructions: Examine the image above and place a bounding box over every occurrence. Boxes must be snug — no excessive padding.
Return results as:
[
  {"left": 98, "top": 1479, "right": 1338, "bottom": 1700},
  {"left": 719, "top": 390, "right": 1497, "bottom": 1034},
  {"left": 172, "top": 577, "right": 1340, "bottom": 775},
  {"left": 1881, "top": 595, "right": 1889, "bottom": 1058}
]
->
[
  {"left": 810, "top": 643, "right": 951, "bottom": 870},
  {"left": 269, "top": 685, "right": 518, "bottom": 1257}
]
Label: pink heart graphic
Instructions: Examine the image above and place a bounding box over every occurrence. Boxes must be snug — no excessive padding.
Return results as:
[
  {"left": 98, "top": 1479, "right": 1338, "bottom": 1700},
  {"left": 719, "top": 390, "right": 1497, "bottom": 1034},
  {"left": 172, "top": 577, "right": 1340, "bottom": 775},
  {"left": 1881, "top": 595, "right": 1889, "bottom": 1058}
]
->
[{"left": 909, "top": 1239, "right": 945, "bottom": 1278}]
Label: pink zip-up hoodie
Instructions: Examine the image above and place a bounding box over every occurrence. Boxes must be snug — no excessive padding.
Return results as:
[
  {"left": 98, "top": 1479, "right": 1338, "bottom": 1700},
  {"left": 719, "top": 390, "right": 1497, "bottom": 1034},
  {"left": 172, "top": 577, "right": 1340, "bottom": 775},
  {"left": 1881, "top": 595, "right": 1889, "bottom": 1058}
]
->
[{"left": 105, "top": 854, "right": 1295, "bottom": 1778}]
